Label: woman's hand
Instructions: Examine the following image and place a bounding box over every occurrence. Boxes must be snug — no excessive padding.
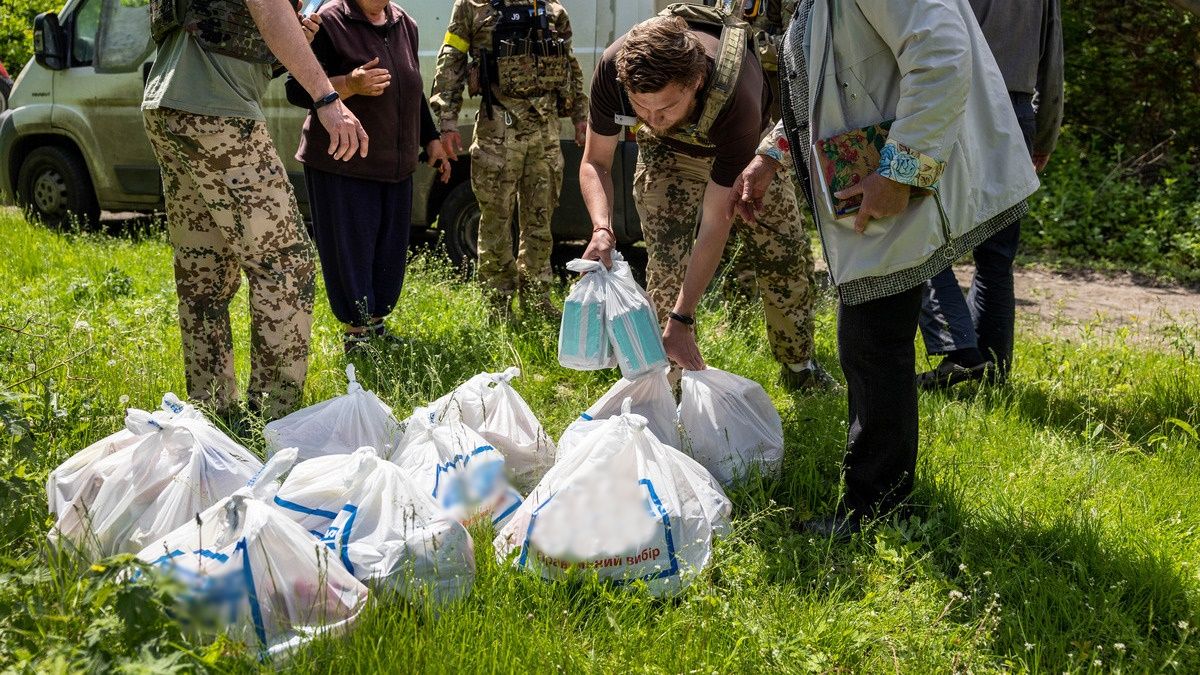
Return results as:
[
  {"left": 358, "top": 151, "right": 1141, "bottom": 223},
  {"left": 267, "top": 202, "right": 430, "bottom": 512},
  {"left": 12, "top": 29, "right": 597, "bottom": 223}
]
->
[
  {"left": 426, "top": 139, "right": 453, "bottom": 184},
  {"left": 347, "top": 57, "right": 391, "bottom": 97}
]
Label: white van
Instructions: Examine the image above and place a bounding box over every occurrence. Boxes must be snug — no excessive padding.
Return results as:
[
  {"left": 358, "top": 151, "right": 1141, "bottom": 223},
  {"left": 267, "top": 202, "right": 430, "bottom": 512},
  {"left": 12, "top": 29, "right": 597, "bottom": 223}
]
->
[{"left": 0, "top": 0, "right": 670, "bottom": 264}]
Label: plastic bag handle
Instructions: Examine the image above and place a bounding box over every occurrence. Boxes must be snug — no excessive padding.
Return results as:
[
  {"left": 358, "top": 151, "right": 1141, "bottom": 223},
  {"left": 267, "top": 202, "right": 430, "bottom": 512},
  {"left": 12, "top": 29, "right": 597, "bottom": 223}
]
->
[
  {"left": 247, "top": 447, "right": 299, "bottom": 498},
  {"left": 619, "top": 397, "right": 648, "bottom": 431},
  {"left": 345, "top": 364, "right": 363, "bottom": 393},
  {"left": 124, "top": 408, "right": 157, "bottom": 434},
  {"left": 491, "top": 366, "right": 521, "bottom": 384},
  {"left": 565, "top": 258, "right": 608, "bottom": 274},
  {"left": 160, "top": 392, "right": 187, "bottom": 414},
  {"left": 344, "top": 446, "right": 380, "bottom": 490}
]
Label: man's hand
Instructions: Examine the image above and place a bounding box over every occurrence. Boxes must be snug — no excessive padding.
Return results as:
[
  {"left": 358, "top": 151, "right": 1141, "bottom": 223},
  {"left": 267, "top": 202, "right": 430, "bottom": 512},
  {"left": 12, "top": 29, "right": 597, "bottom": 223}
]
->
[
  {"left": 1032, "top": 152, "right": 1051, "bottom": 173},
  {"left": 347, "top": 57, "right": 390, "bottom": 96},
  {"left": 426, "top": 138, "right": 453, "bottom": 184},
  {"left": 835, "top": 173, "right": 911, "bottom": 234},
  {"left": 663, "top": 320, "right": 705, "bottom": 371},
  {"left": 441, "top": 129, "right": 465, "bottom": 157},
  {"left": 729, "top": 154, "right": 781, "bottom": 223},
  {"left": 316, "top": 99, "right": 369, "bottom": 160},
  {"left": 581, "top": 228, "right": 616, "bottom": 269},
  {"left": 574, "top": 120, "right": 587, "bottom": 147},
  {"left": 298, "top": 8, "right": 321, "bottom": 43}
]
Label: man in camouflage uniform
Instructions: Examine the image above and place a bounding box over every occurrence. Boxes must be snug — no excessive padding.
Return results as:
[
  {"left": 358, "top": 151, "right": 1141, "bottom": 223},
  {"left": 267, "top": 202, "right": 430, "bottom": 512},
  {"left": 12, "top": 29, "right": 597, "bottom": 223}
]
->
[
  {"left": 142, "top": 0, "right": 368, "bottom": 419},
  {"left": 431, "top": 0, "right": 588, "bottom": 314},
  {"left": 580, "top": 12, "right": 831, "bottom": 390}
]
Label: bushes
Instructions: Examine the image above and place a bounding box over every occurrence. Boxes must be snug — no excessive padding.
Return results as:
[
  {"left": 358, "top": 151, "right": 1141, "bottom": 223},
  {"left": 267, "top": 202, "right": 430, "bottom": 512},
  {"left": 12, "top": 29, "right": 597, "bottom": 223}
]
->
[{"left": 0, "top": 0, "right": 61, "bottom": 78}]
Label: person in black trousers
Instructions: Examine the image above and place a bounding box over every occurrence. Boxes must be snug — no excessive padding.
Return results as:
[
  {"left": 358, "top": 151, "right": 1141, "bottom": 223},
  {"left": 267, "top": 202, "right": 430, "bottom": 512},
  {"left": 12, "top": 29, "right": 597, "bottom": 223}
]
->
[{"left": 287, "top": 0, "right": 451, "bottom": 353}]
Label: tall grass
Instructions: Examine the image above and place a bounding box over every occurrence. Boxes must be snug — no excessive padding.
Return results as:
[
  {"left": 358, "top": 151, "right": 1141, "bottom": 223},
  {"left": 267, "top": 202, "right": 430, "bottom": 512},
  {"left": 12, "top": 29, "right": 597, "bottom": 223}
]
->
[{"left": 0, "top": 208, "right": 1196, "bottom": 672}]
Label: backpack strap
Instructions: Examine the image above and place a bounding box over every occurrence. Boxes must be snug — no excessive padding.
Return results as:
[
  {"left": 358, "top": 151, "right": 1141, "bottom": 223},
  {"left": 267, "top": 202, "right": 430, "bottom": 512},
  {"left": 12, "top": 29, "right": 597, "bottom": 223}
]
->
[{"left": 694, "top": 20, "right": 746, "bottom": 138}]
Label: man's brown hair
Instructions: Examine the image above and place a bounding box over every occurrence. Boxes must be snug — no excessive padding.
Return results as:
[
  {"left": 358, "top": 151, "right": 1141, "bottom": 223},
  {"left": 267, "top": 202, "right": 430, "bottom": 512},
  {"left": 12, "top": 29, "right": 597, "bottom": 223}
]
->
[{"left": 615, "top": 16, "right": 708, "bottom": 93}]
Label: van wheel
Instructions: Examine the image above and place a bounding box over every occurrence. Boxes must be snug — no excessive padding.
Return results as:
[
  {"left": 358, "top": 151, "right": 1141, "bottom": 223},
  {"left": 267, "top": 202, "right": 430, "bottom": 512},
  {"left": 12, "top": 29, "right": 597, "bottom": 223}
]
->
[
  {"left": 17, "top": 146, "right": 100, "bottom": 228},
  {"left": 438, "top": 181, "right": 480, "bottom": 269}
]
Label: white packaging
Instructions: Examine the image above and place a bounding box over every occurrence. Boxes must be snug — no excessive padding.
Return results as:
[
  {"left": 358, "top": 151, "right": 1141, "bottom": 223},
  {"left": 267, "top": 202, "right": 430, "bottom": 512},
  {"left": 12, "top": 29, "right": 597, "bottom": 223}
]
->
[
  {"left": 679, "top": 368, "right": 784, "bottom": 486},
  {"left": 263, "top": 364, "right": 402, "bottom": 461},
  {"left": 495, "top": 399, "right": 730, "bottom": 596},
  {"left": 390, "top": 407, "right": 514, "bottom": 526},
  {"left": 50, "top": 415, "right": 262, "bottom": 558},
  {"left": 136, "top": 449, "right": 369, "bottom": 657},
  {"left": 559, "top": 257, "right": 616, "bottom": 370},
  {"left": 604, "top": 257, "right": 669, "bottom": 380},
  {"left": 47, "top": 393, "right": 200, "bottom": 518},
  {"left": 557, "top": 368, "right": 679, "bottom": 458},
  {"left": 473, "top": 368, "right": 556, "bottom": 492}
]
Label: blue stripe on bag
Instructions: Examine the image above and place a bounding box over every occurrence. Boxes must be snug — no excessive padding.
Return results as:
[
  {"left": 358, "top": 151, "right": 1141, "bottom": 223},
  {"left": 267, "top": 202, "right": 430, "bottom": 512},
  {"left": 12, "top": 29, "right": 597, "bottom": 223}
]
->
[{"left": 273, "top": 495, "right": 339, "bottom": 520}]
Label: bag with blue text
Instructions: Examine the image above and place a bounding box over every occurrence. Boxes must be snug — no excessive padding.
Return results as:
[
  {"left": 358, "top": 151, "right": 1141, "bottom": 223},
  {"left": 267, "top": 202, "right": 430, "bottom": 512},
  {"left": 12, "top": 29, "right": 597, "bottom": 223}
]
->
[
  {"left": 270, "top": 446, "right": 475, "bottom": 604},
  {"left": 557, "top": 368, "right": 679, "bottom": 460},
  {"left": 679, "top": 368, "right": 784, "bottom": 486},
  {"left": 264, "top": 364, "right": 402, "bottom": 461},
  {"left": 136, "top": 449, "right": 369, "bottom": 658},
  {"left": 390, "top": 407, "right": 522, "bottom": 529},
  {"left": 47, "top": 393, "right": 201, "bottom": 526},
  {"left": 495, "top": 399, "right": 730, "bottom": 596},
  {"left": 51, "top": 413, "right": 263, "bottom": 558}
]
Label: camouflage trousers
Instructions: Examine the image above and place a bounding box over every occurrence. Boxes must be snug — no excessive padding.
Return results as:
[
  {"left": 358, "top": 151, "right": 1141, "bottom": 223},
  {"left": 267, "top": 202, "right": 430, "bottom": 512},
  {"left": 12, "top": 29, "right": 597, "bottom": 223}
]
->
[
  {"left": 144, "top": 108, "right": 316, "bottom": 419},
  {"left": 469, "top": 107, "right": 562, "bottom": 298},
  {"left": 632, "top": 137, "right": 818, "bottom": 365}
]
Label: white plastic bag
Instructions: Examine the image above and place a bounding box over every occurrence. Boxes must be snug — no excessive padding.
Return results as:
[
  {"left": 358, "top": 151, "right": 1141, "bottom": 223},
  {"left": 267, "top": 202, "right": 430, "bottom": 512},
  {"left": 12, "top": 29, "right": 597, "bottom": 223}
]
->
[
  {"left": 495, "top": 399, "right": 730, "bottom": 596},
  {"left": 558, "top": 368, "right": 679, "bottom": 458},
  {"left": 263, "top": 364, "right": 402, "bottom": 461},
  {"left": 51, "top": 415, "right": 262, "bottom": 558},
  {"left": 472, "top": 368, "right": 556, "bottom": 492},
  {"left": 47, "top": 393, "right": 200, "bottom": 519},
  {"left": 322, "top": 448, "right": 476, "bottom": 603},
  {"left": 605, "top": 258, "right": 669, "bottom": 380},
  {"left": 680, "top": 368, "right": 784, "bottom": 486},
  {"left": 390, "top": 407, "right": 514, "bottom": 526},
  {"left": 427, "top": 372, "right": 493, "bottom": 430},
  {"left": 136, "top": 449, "right": 370, "bottom": 658},
  {"left": 559, "top": 257, "right": 616, "bottom": 370}
]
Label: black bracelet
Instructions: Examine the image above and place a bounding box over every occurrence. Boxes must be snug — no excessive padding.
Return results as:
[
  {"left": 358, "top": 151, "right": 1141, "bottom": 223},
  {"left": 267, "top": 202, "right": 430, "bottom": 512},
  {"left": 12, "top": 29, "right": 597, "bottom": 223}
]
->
[
  {"left": 312, "top": 90, "right": 340, "bottom": 111},
  {"left": 668, "top": 311, "right": 695, "bottom": 326}
]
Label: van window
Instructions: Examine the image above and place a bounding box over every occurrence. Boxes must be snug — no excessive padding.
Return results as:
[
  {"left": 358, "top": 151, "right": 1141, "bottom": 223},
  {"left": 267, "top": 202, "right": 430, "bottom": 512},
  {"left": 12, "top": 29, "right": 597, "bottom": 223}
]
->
[
  {"left": 96, "top": 0, "right": 153, "bottom": 72},
  {"left": 71, "top": 0, "right": 102, "bottom": 67}
]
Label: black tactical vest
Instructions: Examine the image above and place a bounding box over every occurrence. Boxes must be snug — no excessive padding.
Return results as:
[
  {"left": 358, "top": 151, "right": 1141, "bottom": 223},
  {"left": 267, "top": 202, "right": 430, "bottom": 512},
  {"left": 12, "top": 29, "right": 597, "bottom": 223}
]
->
[{"left": 150, "top": 0, "right": 276, "bottom": 66}]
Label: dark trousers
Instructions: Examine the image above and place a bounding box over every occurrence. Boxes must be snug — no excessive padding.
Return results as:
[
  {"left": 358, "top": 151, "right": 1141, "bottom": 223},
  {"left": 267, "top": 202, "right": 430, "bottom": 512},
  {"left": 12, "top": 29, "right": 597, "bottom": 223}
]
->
[
  {"left": 304, "top": 166, "right": 413, "bottom": 327},
  {"left": 838, "top": 285, "right": 924, "bottom": 517},
  {"left": 918, "top": 92, "right": 1036, "bottom": 375}
]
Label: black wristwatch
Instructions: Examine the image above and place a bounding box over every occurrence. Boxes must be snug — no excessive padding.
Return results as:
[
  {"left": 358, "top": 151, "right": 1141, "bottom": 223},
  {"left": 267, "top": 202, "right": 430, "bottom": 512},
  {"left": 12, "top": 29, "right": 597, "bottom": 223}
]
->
[
  {"left": 312, "top": 90, "right": 340, "bottom": 111},
  {"left": 668, "top": 311, "right": 695, "bottom": 327}
]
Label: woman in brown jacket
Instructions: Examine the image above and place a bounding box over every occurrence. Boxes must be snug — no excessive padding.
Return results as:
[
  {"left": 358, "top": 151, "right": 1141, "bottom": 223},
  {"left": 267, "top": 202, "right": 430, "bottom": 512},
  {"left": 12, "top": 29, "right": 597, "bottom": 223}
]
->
[{"left": 287, "top": 0, "right": 451, "bottom": 353}]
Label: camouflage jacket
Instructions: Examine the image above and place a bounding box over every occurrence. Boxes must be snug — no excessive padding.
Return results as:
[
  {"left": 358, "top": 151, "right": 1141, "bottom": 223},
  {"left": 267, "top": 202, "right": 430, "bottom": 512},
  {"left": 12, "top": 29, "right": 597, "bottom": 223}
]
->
[{"left": 430, "top": 0, "right": 588, "bottom": 129}]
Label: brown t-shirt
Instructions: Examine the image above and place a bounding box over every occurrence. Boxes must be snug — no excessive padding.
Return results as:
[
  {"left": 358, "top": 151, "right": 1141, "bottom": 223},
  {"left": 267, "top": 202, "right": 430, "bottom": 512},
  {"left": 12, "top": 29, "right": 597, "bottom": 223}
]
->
[{"left": 589, "top": 29, "right": 768, "bottom": 187}]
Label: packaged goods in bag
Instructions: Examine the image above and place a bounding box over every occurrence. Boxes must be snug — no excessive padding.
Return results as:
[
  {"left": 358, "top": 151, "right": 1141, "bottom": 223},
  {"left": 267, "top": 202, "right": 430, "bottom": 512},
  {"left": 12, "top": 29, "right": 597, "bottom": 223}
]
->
[
  {"left": 557, "top": 368, "right": 679, "bottom": 458},
  {"left": 391, "top": 408, "right": 514, "bottom": 525},
  {"left": 51, "top": 415, "right": 263, "bottom": 558},
  {"left": 605, "top": 260, "right": 669, "bottom": 380},
  {"left": 47, "top": 393, "right": 200, "bottom": 519},
  {"left": 324, "top": 449, "right": 475, "bottom": 602},
  {"left": 137, "top": 449, "right": 369, "bottom": 658},
  {"left": 495, "top": 399, "right": 730, "bottom": 597},
  {"left": 476, "top": 368, "right": 556, "bottom": 492},
  {"left": 428, "top": 372, "right": 493, "bottom": 430},
  {"left": 559, "top": 257, "right": 616, "bottom": 370},
  {"left": 264, "top": 364, "right": 401, "bottom": 461},
  {"left": 679, "top": 369, "right": 785, "bottom": 486}
]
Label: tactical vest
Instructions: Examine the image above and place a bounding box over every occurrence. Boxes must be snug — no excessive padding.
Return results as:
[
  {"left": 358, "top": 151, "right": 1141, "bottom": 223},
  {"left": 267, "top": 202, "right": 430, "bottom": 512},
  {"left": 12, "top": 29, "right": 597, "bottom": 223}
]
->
[
  {"left": 626, "top": 3, "right": 748, "bottom": 148},
  {"left": 485, "top": 0, "right": 569, "bottom": 100},
  {"left": 740, "top": 0, "right": 796, "bottom": 72},
  {"left": 150, "top": 0, "right": 276, "bottom": 66}
]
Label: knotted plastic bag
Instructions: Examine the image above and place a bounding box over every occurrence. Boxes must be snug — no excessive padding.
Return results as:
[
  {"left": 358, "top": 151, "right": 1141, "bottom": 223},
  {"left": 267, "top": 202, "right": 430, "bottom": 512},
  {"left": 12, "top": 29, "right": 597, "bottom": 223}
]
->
[
  {"left": 557, "top": 368, "right": 679, "bottom": 459},
  {"left": 679, "top": 368, "right": 784, "bottom": 486},
  {"left": 264, "top": 364, "right": 402, "bottom": 461},
  {"left": 47, "top": 393, "right": 200, "bottom": 521},
  {"left": 495, "top": 399, "right": 730, "bottom": 596},
  {"left": 50, "top": 414, "right": 262, "bottom": 558},
  {"left": 559, "top": 257, "right": 616, "bottom": 370},
  {"left": 136, "top": 449, "right": 369, "bottom": 658}
]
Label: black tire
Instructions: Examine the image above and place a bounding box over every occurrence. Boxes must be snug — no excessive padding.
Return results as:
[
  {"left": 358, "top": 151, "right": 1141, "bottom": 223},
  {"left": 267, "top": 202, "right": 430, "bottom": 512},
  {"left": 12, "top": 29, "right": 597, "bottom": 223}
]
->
[
  {"left": 17, "top": 145, "right": 100, "bottom": 228},
  {"left": 438, "top": 180, "right": 480, "bottom": 269}
]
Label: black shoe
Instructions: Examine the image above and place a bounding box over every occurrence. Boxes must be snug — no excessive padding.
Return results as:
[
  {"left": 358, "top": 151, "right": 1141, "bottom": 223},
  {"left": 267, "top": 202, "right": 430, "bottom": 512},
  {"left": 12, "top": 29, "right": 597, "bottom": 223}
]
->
[
  {"left": 796, "top": 512, "right": 863, "bottom": 541},
  {"left": 780, "top": 360, "right": 838, "bottom": 392},
  {"left": 916, "top": 358, "right": 992, "bottom": 391},
  {"left": 344, "top": 332, "right": 372, "bottom": 355}
]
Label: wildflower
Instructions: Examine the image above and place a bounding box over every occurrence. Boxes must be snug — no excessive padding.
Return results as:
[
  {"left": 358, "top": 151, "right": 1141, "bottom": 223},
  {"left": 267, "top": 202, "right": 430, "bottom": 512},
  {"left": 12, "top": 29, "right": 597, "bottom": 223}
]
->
[
  {"left": 1113, "top": 643, "right": 1125, "bottom": 652},
  {"left": 1024, "top": 643, "right": 1035, "bottom": 651},
  {"left": 959, "top": 563, "right": 967, "bottom": 571},
  {"left": 1179, "top": 620, "right": 1190, "bottom": 630},
  {"left": 74, "top": 319, "right": 92, "bottom": 331},
  {"left": 119, "top": 395, "right": 129, "bottom": 405},
  {"left": 949, "top": 590, "right": 965, "bottom": 600}
]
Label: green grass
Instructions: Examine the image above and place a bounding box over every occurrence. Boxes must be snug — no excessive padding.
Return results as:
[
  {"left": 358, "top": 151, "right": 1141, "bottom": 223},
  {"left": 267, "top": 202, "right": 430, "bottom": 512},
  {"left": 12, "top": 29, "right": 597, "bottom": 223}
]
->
[{"left": 0, "top": 207, "right": 1197, "bottom": 673}]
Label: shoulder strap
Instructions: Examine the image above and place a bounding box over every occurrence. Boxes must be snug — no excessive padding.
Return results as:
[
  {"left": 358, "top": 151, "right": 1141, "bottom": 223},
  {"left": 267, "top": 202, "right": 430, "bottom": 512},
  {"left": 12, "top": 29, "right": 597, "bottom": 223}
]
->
[{"left": 695, "top": 21, "right": 746, "bottom": 137}]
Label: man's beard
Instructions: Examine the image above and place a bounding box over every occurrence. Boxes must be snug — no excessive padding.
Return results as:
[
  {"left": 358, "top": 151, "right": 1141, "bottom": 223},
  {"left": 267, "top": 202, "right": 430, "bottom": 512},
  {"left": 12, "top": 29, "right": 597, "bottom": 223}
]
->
[{"left": 642, "top": 98, "right": 699, "bottom": 137}]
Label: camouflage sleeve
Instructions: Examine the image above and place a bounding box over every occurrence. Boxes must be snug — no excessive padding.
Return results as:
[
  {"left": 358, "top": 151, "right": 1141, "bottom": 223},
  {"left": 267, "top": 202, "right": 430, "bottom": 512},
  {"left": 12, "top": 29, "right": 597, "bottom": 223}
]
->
[
  {"left": 555, "top": 4, "right": 588, "bottom": 124},
  {"left": 429, "top": 0, "right": 473, "bottom": 130}
]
